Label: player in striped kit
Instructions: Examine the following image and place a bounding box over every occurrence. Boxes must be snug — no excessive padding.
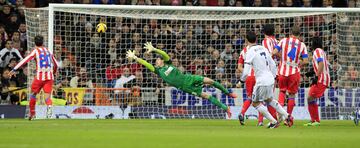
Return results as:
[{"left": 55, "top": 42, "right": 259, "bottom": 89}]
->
[
  {"left": 9, "top": 35, "right": 58, "bottom": 120},
  {"left": 237, "top": 24, "right": 279, "bottom": 126},
  {"left": 240, "top": 31, "right": 293, "bottom": 128},
  {"left": 273, "top": 26, "right": 309, "bottom": 119},
  {"left": 261, "top": 24, "right": 279, "bottom": 120},
  {"left": 238, "top": 45, "right": 264, "bottom": 126},
  {"left": 304, "top": 37, "right": 330, "bottom": 126}
]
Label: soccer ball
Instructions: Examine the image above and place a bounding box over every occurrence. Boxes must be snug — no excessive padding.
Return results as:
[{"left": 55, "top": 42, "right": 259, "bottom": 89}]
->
[{"left": 96, "top": 23, "right": 107, "bottom": 33}]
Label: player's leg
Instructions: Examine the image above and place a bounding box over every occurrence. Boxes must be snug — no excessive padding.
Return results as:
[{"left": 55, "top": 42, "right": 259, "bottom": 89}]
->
[
  {"left": 277, "top": 75, "right": 287, "bottom": 106},
  {"left": 239, "top": 76, "right": 254, "bottom": 125},
  {"left": 305, "top": 83, "right": 326, "bottom": 126},
  {"left": 203, "top": 77, "right": 237, "bottom": 98},
  {"left": 287, "top": 72, "right": 301, "bottom": 116},
  {"left": 43, "top": 80, "right": 54, "bottom": 119},
  {"left": 29, "top": 79, "right": 43, "bottom": 120},
  {"left": 200, "top": 92, "right": 231, "bottom": 118},
  {"left": 252, "top": 85, "right": 278, "bottom": 128}
]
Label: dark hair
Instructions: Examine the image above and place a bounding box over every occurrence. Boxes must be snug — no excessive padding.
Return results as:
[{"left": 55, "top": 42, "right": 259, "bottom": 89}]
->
[
  {"left": 246, "top": 31, "right": 257, "bottom": 43},
  {"left": 34, "top": 35, "right": 44, "bottom": 46},
  {"left": 291, "top": 26, "right": 301, "bottom": 36},
  {"left": 263, "top": 24, "right": 274, "bottom": 36},
  {"left": 311, "top": 36, "right": 323, "bottom": 49}
]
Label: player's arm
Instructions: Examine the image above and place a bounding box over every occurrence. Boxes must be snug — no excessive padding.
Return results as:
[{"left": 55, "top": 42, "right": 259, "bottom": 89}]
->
[
  {"left": 9, "top": 50, "right": 36, "bottom": 78},
  {"left": 299, "top": 43, "right": 309, "bottom": 66},
  {"left": 143, "top": 42, "right": 170, "bottom": 62},
  {"left": 51, "top": 54, "right": 59, "bottom": 73},
  {"left": 267, "top": 52, "right": 277, "bottom": 78},
  {"left": 126, "top": 50, "right": 155, "bottom": 72},
  {"left": 237, "top": 50, "right": 245, "bottom": 73},
  {"left": 240, "top": 50, "right": 255, "bottom": 82},
  {"left": 272, "top": 39, "right": 282, "bottom": 58},
  {"left": 314, "top": 50, "right": 324, "bottom": 76}
]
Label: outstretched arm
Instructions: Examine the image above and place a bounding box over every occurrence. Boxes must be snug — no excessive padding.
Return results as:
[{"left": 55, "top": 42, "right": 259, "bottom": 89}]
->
[
  {"left": 126, "top": 50, "right": 155, "bottom": 72},
  {"left": 144, "top": 42, "right": 170, "bottom": 62}
]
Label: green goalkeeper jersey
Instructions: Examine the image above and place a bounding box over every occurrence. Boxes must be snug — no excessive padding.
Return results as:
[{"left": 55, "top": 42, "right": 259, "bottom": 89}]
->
[{"left": 154, "top": 61, "right": 187, "bottom": 89}]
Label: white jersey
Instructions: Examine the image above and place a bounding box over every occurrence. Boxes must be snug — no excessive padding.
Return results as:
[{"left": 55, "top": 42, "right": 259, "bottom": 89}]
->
[{"left": 241, "top": 45, "right": 277, "bottom": 86}]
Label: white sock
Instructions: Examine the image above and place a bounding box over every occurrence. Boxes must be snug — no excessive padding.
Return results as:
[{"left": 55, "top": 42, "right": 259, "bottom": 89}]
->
[
  {"left": 256, "top": 104, "right": 277, "bottom": 123},
  {"left": 269, "top": 99, "right": 289, "bottom": 117}
]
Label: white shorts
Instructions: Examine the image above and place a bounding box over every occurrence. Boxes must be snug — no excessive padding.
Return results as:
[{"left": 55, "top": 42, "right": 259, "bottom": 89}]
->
[{"left": 252, "top": 84, "right": 274, "bottom": 102}]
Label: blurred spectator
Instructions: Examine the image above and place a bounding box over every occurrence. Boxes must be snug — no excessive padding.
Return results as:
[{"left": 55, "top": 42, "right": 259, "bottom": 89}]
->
[
  {"left": 11, "top": 31, "right": 25, "bottom": 55},
  {"left": 107, "top": 38, "right": 118, "bottom": 62},
  {"left": 0, "top": 68, "right": 20, "bottom": 104},
  {"left": 70, "top": 67, "right": 94, "bottom": 88},
  {"left": 220, "top": 43, "right": 234, "bottom": 62},
  {"left": 105, "top": 59, "right": 123, "bottom": 87},
  {"left": 114, "top": 67, "right": 135, "bottom": 91},
  {"left": 345, "top": 64, "right": 359, "bottom": 82},
  {"left": 0, "top": 40, "right": 23, "bottom": 69},
  {"left": 5, "top": 13, "right": 20, "bottom": 34},
  {"left": 0, "top": 5, "right": 11, "bottom": 25},
  {"left": 0, "top": 24, "right": 9, "bottom": 45}
]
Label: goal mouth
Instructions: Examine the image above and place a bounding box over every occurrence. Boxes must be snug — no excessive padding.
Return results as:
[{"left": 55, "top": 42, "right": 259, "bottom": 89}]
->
[{"left": 22, "top": 5, "right": 360, "bottom": 120}]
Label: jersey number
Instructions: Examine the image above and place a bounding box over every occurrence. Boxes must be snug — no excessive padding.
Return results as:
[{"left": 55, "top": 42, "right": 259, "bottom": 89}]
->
[
  {"left": 260, "top": 52, "right": 268, "bottom": 66},
  {"left": 39, "top": 51, "right": 52, "bottom": 68}
]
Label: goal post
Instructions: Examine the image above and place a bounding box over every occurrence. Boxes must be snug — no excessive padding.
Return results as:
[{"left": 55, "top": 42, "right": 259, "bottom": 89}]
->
[{"left": 23, "top": 4, "right": 360, "bottom": 120}]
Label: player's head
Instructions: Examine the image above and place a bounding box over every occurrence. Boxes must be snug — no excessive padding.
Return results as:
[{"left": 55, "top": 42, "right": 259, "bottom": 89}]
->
[
  {"left": 263, "top": 24, "right": 274, "bottom": 36},
  {"left": 246, "top": 31, "right": 257, "bottom": 43},
  {"left": 311, "top": 36, "right": 323, "bottom": 50},
  {"left": 291, "top": 26, "right": 301, "bottom": 36},
  {"left": 34, "top": 35, "right": 44, "bottom": 46},
  {"left": 155, "top": 57, "right": 165, "bottom": 67}
]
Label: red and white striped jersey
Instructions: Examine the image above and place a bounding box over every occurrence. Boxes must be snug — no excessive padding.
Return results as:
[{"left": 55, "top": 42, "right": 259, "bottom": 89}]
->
[
  {"left": 238, "top": 46, "right": 255, "bottom": 77},
  {"left": 277, "top": 37, "right": 308, "bottom": 76},
  {"left": 262, "top": 36, "right": 278, "bottom": 54},
  {"left": 312, "top": 48, "right": 330, "bottom": 86},
  {"left": 13, "top": 46, "right": 59, "bottom": 81}
]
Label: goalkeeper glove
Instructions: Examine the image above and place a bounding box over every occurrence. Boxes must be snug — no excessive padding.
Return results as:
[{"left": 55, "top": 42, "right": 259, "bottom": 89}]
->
[
  {"left": 126, "top": 50, "right": 138, "bottom": 61},
  {"left": 143, "top": 42, "right": 156, "bottom": 54}
]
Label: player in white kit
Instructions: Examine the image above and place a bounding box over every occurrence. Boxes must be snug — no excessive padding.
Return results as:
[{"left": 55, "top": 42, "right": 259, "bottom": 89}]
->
[{"left": 240, "top": 31, "right": 294, "bottom": 128}]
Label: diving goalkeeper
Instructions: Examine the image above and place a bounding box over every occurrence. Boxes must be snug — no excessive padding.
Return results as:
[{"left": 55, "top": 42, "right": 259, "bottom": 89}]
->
[{"left": 126, "top": 42, "right": 237, "bottom": 118}]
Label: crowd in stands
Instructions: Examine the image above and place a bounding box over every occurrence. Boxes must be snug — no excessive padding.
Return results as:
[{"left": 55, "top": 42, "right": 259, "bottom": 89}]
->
[{"left": 0, "top": 0, "right": 359, "bottom": 105}]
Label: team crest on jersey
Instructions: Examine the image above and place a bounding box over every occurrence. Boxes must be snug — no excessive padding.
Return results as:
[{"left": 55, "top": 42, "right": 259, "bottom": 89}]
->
[{"left": 164, "top": 67, "right": 174, "bottom": 76}]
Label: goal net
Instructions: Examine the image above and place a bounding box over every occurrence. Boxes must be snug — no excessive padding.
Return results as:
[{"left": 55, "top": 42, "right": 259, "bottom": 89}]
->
[{"left": 23, "top": 5, "right": 359, "bottom": 120}]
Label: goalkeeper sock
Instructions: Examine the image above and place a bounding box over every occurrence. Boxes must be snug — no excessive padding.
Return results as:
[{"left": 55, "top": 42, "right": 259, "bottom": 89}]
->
[
  {"left": 29, "top": 95, "right": 37, "bottom": 115},
  {"left": 212, "top": 81, "right": 229, "bottom": 94},
  {"left": 241, "top": 99, "right": 251, "bottom": 115},
  {"left": 256, "top": 104, "right": 277, "bottom": 123},
  {"left": 287, "top": 98, "right": 295, "bottom": 115},
  {"left": 208, "top": 96, "right": 228, "bottom": 110},
  {"left": 278, "top": 91, "right": 286, "bottom": 106}
]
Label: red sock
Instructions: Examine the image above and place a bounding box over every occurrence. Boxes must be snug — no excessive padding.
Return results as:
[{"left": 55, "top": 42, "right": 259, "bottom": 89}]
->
[
  {"left": 278, "top": 91, "right": 286, "bottom": 106},
  {"left": 45, "top": 98, "right": 53, "bottom": 106},
  {"left": 29, "top": 95, "right": 36, "bottom": 115},
  {"left": 241, "top": 99, "right": 252, "bottom": 116},
  {"left": 258, "top": 112, "right": 264, "bottom": 123},
  {"left": 267, "top": 105, "right": 278, "bottom": 120},
  {"left": 287, "top": 98, "right": 295, "bottom": 115},
  {"left": 308, "top": 100, "right": 320, "bottom": 122}
]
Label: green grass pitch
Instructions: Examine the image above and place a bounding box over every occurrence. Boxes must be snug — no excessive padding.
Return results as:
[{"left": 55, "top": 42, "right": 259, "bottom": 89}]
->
[{"left": 0, "top": 119, "right": 358, "bottom": 148}]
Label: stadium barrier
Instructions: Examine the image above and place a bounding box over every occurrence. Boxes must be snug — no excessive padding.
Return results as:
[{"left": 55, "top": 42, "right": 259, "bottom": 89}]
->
[{"left": 17, "top": 87, "right": 358, "bottom": 119}]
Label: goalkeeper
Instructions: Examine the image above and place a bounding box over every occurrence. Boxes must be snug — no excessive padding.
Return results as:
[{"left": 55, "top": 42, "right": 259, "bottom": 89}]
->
[{"left": 126, "top": 42, "right": 237, "bottom": 118}]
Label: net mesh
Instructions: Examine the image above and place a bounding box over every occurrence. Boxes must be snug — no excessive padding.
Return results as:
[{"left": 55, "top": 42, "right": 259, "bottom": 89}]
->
[{"left": 23, "top": 6, "right": 359, "bottom": 120}]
